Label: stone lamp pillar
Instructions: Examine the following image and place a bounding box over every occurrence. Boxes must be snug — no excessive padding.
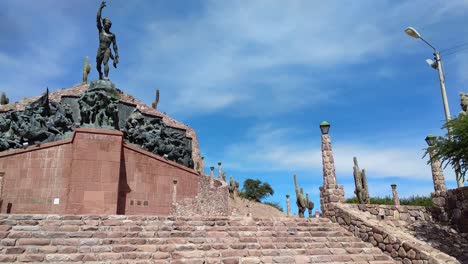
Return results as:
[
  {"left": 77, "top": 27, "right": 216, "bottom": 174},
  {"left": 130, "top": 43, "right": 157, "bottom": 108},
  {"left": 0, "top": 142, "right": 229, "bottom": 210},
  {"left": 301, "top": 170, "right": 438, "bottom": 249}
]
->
[
  {"left": 425, "top": 135, "right": 447, "bottom": 193},
  {"left": 390, "top": 184, "right": 400, "bottom": 206},
  {"left": 201, "top": 156, "right": 205, "bottom": 176},
  {"left": 319, "top": 121, "right": 345, "bottom": 215},
  {"left": 425, "top": 135, "right": 448, "bottom": 222},
  {"left": 286, "top": 194, "right": 291, "bottom": 217},
  {"left": 210, "top": 166, "right": 215, "bottom": 186},
  {"left": 217, "top": 162, "right": 223, "bottom": 181}
]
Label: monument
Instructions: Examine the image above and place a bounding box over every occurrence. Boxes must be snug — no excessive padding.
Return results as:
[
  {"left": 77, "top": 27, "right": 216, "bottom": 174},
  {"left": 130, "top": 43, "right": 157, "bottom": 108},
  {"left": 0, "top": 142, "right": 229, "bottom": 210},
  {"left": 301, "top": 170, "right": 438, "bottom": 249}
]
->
[{"left": 0, "top": 1, "right": 203, "bottom": 215}]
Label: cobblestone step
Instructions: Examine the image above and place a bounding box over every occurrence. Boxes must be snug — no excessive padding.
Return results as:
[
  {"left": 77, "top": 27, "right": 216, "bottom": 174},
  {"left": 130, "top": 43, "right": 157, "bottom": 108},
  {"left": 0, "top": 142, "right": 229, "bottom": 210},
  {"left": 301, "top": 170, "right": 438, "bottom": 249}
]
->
[{"left": 0, "top": 215, "right": 398, "bottom": 263}]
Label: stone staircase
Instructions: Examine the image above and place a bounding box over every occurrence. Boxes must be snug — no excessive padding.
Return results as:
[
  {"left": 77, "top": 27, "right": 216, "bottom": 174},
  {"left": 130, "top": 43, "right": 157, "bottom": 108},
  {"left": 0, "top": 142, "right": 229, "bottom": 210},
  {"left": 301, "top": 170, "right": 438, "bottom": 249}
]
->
[{"left": 0, "top": 214, "right": 397, "bottom": 263}]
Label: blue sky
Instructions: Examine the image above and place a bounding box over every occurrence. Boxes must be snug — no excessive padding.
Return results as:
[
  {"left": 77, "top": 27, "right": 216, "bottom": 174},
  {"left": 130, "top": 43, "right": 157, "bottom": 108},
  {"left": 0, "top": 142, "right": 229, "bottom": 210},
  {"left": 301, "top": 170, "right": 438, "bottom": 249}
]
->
[{"left": 1, "top": 0, "right": 468, "bottom": 214}]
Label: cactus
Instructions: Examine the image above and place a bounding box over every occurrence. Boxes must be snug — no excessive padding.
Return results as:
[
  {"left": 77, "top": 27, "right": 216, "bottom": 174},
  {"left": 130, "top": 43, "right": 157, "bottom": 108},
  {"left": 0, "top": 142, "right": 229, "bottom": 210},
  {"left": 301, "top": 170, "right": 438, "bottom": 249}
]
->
[
  {"left": 229, "top": 176, "right": 239, "bottom": 198},
  {"left": 294, "top": 174, "right": 307, "bottom": 218},
  {"left": 306, "top": 193, "right": 314, "bottom": 218},
  {"left": 353, "top": 157, "right": 369, "bottom": 204},
  {"left": 152, "top": 89, "right": 160, "bottom": 110},
  {"left": 0, "top": 92, "right": 9, "bottom": 105},
  {"left": 82, "top": 56, "right": 91, "bottom": 84}
]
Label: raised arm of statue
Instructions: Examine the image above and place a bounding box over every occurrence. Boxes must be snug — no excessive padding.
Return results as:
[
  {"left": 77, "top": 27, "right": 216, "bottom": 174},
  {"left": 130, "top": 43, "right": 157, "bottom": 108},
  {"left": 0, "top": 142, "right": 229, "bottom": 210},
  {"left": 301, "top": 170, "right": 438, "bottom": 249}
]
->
[{"left": 97, "top": 1, "right": 106, "bottom": 31}]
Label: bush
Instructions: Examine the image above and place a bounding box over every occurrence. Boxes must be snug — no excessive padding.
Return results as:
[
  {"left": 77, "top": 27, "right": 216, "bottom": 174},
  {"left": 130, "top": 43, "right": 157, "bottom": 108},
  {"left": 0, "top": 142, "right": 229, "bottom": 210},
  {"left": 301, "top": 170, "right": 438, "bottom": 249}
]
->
[
  {"left": 263, "top": 201, "right": 283, "bottom": 212},
  {"left": 345, "top": 195, "right": 432, "bottom": 206}
]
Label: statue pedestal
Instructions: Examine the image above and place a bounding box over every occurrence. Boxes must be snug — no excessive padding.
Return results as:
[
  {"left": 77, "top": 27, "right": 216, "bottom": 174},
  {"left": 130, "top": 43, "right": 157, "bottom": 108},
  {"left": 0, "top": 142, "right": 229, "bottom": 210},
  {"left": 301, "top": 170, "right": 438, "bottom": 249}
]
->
[{"left": 88, "top": 80, "right": 120, "bottom": 100}]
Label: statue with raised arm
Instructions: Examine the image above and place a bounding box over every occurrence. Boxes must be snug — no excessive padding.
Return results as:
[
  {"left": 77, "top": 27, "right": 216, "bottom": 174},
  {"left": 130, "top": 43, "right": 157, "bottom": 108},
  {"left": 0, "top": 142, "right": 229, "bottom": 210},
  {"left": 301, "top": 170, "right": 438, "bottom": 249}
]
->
[{"left": 96, "top": 1, "right": 119, "bottom": 80}]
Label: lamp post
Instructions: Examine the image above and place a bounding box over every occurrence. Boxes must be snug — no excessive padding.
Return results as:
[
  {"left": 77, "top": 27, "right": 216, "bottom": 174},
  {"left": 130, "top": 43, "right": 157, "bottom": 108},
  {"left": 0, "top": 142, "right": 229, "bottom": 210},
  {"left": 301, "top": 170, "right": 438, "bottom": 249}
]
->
[{"left": 405, "top": 27, "right": 464, "bottom": 187}]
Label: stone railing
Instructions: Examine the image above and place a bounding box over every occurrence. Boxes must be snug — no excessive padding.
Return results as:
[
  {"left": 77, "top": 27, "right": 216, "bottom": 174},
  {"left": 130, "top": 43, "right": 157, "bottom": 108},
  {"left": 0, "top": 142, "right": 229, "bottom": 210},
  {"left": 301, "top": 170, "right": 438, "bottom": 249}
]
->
[
  {"left": 350, "top": 204, "right": 432, "bottom": 222},
  {"left": 325, "top": 203, "right": 459, "bottom": 264}
]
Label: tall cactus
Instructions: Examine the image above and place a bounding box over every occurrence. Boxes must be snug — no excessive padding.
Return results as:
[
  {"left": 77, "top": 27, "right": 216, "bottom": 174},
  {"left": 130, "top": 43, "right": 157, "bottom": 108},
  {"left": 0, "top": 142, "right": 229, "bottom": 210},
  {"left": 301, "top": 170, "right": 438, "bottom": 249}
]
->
[
  {"left": 353, "top": 157, "right": 369, "bottom": 204},
  {"left": 294, "top": 174, "right": 307, "bottom": 218},
  {"left": 82, "top": 56, "right": 91, "bottom": 84},
  {"left": 306, "top": 193, "right": 314, "bottom": 218},
  {"left": 152, "top": 89, "right": 160, "bottom": 110}
]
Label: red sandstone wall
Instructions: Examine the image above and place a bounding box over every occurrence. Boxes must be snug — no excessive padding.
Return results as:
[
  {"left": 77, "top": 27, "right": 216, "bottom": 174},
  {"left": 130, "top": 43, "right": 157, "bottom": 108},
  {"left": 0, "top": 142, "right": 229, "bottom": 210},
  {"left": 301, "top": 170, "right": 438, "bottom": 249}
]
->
[
  {"left": 120, "top": 145, "right": 199, "bottom": 215},
  {"left": 0, "top": 129, "right": 199, "bottom": 215},
  {"left": 0, "top": 141, "right": 73, "bottom": 214},
  {"left": 66, "top": 129, "right": 123, "bottom": 215}
]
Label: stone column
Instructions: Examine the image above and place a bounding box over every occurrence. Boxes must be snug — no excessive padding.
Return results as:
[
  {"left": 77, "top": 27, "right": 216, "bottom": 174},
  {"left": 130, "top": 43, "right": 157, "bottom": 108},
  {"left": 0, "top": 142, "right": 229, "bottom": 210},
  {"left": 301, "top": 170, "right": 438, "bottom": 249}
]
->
[
  {"left": 201, "top": 156, "right": 205, "bottom": 176},
  {"left": 390, "top": 184, "right": 400, "bottom": 206},
  {"left": 319, "top": 121, "right": 345, "bottom": 216},
  {"left": 426, "top": 135, "right": 448, "bottom": 222},
  {"left": 321, "top": 132, "right": 337, "bottom": 186},
  {"left": 210, "top": 166, "right": 215, "bottom": 186},
  {"left": 286, "top": 194, "right": 291, "bottom": 217},
  {"left": 217, "top": 162, "right": 223, "bottom": 181},
  {"left": 428, "top": 150, "right": 447, "bottom": 194},
  {"left": 172, "top": 179, "right": 178, "bottom": 205}
]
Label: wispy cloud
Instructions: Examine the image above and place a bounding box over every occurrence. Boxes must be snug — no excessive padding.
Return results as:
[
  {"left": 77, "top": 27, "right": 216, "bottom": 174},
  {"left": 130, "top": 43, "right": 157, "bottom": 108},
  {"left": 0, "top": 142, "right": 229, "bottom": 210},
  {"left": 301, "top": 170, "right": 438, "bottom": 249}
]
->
[
  {"left": 117, "top": 0, "right": 468, "bottom": 117},
  {"left": 222, "top": 123, "right": 454, "bottom": 181}
]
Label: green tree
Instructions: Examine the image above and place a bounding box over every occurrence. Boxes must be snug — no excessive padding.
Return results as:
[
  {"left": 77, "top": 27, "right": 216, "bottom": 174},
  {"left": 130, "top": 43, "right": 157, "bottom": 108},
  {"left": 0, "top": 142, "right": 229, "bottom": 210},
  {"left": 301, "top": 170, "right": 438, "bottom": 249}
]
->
[
  {"left": 240, "top": 179, "right": 274, "bottom": 202},
  {"left": 426, "top": 115, "right": 468, "bottom": 183}
]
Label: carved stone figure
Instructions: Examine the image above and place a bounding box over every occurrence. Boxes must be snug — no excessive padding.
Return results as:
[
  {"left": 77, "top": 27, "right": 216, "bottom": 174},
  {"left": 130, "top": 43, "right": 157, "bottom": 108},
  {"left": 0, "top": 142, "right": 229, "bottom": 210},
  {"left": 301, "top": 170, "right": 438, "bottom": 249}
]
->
[
  {"left": 78, "top": 83, "right": 119, "bottom": 130},
  {"left": 96, "top": 1, "right": 119, "bottom": 80},
  {"left": 0, "top": 89, "right": 74, "bottom": 151},
  {"left": 353, "top": 157, "right": 369, "bottom": 204},
  {"left": 122, "top": 109, "right": 194, "bottom": 168}
]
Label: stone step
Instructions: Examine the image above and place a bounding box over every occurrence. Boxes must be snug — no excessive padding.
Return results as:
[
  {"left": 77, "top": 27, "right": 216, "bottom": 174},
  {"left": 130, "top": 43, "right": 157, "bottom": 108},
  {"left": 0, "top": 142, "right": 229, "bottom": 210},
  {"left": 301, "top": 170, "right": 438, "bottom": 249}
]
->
[{"left": 0, "top": 215, "right": 398, "bottom": 263}]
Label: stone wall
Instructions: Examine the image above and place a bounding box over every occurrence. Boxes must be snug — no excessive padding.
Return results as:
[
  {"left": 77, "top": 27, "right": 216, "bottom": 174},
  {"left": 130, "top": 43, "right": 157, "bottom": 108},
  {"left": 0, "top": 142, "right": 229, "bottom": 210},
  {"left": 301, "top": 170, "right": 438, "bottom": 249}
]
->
[
  {"left": 326, "top": 203, "right": 459, "bottom": 264},
  {"left": 432, "top": 186, "right": 468, "bottom": 233},
  {"left": 352, "top": 204, "right": 432, "bottom": 222},
  {"left": 0, "top": 128, "right": 200, "bottom": 215},
  {"left": 120, "top": 145, "right": 199, "bottom": 215},
  {"left": 173, "top": 174, "right": 229, "bottom": 216}
]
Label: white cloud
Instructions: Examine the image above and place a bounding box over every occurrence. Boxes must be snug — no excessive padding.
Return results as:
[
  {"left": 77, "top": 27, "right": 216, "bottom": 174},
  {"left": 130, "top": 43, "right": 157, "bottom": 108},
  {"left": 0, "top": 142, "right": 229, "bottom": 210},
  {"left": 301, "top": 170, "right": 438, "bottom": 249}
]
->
[
  {"left": 117, "top": 0, "right": 468, "bottom": 116},
  {"left": 222, "top": 124, "right": 456, "bottom": 181}
]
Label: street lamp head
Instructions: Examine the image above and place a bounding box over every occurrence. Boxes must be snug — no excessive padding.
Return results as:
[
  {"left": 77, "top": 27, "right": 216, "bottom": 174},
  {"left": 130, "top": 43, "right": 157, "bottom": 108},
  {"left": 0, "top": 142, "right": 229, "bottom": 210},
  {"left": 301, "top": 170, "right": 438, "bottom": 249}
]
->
[
  {"left": 425, "top": 59, "right": 438, "bottom": 69},
  {"left": 405, "top": 27, "right": 421, "bottom": 39},
  {"left": 425, "top": 134, "right": 437, "bottom": 146},
  {"left": 320, "top": 121, "right": 330, "bottom": 135}
]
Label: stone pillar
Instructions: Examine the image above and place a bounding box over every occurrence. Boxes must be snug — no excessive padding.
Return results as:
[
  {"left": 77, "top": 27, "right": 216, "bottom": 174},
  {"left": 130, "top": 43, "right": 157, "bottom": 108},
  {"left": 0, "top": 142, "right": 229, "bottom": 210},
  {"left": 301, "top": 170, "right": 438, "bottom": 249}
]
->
[
  {"left": 201, "top": 156, "right": 205, "bottom": 176},
  {"left": 391, "top": 184, "right": 400, "bottom": 206},
  {"left": 172, "top": 179, "right": 178, "bottom": 205},
  {"left": 428, "top": 150, "right": 447, "bottom": 194},
  {"left": 319, "top": 121, "right": 345, "bottom": 216},
  {"left": 217, "top": 162, "right": 223, "bottom": 181},
  {"left": 426, "top": 135, "right": 448, "bottom": 222},
  {"left": 210, "top": 166, "right": 215, "bottom": 186},
  {"left": 286, "top": 194, "right": 291, "bottom": 217}
]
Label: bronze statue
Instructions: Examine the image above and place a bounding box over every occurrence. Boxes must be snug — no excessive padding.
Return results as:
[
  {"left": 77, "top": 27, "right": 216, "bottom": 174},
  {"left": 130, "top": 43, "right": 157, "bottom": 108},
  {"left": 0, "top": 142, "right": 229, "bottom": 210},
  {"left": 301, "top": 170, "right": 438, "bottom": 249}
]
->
[{"left": 96, "top": 1, "right": 119, "bottom": 80}]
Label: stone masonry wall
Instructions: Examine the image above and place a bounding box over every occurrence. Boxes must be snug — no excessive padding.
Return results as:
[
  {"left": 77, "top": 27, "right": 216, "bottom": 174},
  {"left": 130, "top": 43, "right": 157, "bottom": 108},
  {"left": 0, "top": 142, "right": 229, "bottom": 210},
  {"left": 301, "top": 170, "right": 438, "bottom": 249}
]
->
[
  {"left": 173, "top": 174, "right": 229, "bottom": 216},
  {"left": 352, "top": 204, "right": 432, "bottom": 222},
  {"left": 326, "top": 203, "right": 459, "bottom": 264},
  {"left": 433, "top": 186, "right": 468, "bottom": 233}
]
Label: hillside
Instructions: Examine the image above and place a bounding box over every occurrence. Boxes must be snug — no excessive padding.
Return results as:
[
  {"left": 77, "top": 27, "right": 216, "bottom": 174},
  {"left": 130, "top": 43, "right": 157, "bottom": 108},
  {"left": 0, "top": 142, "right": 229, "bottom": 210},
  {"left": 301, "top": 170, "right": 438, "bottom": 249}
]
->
[{"left": 229, "top": 194, "right": 286, "bottom": 218}]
